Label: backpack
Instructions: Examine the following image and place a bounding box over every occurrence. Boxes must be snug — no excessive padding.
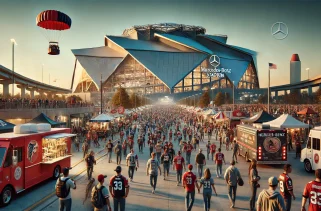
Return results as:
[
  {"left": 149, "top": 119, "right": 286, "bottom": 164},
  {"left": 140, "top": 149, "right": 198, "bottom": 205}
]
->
[
  {"left": 228, "top": 167, "right": 238, "bottom": 186},
  {"left": 56, "top": 178, "right": 70, "bottom": 198},
  {"left": 91, "top": 185, "right": 104, "bottom": 209}
]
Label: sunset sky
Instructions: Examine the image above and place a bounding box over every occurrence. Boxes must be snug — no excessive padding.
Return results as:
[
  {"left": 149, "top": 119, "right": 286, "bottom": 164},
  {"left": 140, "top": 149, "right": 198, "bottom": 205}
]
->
[{"left": 0, "top": 0, "right": 320, "bottom": 90}]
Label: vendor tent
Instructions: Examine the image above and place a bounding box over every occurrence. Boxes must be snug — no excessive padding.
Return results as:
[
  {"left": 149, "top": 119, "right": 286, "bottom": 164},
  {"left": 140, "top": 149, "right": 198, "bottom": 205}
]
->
[
  {"left": 264, "top": 114, "right": 309, "bottom": 129},
  {"left": 242, "top": 110, "right": 275, "bottom": 124},
  {"left": 89, "top": 114, "right": 114, "bottom": 122},
  {"left": 0, "top": 119, "right": 15, "bottom": 133},
  {"left": 29, "top": 113, "right": 65, "bottom": 126},
  {"left": 297, "top": 107, "right": 317, "bottom": 115},
  {"left": 212, "top": 112, "right": 227, "bottom": 121},
  {"left": 202, "top": 109, "right": 216, "bottom": 116}
]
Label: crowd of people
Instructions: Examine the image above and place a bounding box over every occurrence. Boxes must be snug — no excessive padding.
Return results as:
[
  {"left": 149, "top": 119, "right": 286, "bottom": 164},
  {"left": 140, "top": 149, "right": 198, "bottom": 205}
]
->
[
  {"left": 0, "top": 97, "right": 92, "bottom": 109},
  {"left": 54, "top": 105, "right": 321, "bottom": 211}
]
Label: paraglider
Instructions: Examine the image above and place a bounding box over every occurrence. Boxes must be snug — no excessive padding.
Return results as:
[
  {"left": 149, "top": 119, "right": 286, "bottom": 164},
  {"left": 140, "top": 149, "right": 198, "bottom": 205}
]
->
[{"left": 36, "top": 10, "right": 71, "bottom": 55}]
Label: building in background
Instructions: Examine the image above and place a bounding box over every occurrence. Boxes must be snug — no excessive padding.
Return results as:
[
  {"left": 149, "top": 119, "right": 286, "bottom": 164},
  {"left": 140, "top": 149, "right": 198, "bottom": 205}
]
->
[
  {"left": 290, "top": 54, "right": 301, "bottom": 84},
  {"left": 71, "top": 23, "right": 262, "bottom": 102}
]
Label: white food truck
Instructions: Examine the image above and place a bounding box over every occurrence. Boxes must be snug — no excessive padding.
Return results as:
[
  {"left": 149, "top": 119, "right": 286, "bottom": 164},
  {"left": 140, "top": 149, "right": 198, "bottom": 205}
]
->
[{"left": 301, "top": 126, "right": 321, "bottom": 172}]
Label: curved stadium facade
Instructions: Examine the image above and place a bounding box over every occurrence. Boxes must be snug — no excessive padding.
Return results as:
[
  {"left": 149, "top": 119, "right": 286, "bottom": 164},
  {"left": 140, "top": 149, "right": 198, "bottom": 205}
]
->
[{"left": 71, "top": 23, "right": 261, "bottom": 101}]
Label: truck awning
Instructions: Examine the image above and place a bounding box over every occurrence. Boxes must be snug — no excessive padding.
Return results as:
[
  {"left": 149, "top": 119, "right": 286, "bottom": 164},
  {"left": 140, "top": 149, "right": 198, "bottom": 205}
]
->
[{"left": 44, "top": 133, "right": 76, "bottom": 139}]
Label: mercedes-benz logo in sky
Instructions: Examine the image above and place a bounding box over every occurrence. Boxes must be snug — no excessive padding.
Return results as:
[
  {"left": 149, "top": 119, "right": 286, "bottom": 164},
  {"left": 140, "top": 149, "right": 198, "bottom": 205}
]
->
[
  {"left": 271, "top": 22, "right": 288, "bottom": 40},
  {"left": 209, "top": 55, "right": 220, "bottom": 68}
]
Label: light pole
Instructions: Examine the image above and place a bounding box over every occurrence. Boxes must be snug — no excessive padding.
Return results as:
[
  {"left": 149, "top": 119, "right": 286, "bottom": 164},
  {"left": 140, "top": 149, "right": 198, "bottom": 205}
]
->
[
  {"left": 232, "top": 81, "right": 235, "bottom": 111},
  {"left": 42, "top": 64, "right": 44, "bottom": 83},
  {"left": 10, "top": 39, "right": 17, "bottom": 97},
  {"left": 306, "top": 68, "right": 310, "bottom": 80}
]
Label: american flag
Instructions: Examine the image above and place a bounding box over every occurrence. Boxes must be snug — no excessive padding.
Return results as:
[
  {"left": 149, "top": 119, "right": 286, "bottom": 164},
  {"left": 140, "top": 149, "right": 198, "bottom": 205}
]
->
[{"left": 269, "top": 63, "right": 277, "bottom": 69}]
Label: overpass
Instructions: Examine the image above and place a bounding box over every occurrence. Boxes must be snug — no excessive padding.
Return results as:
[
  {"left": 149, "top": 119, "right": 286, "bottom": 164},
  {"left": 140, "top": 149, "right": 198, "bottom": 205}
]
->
[
  {"left": 0, "top": 64, "right": 71, "bottom": 98},
  {"left": 271, "top": 75, "right": 321, "bottom": 97}
]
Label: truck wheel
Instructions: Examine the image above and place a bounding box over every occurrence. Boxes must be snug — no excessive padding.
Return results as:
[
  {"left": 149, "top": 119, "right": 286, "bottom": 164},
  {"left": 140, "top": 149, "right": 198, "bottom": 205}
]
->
[
  {"left": 0, "top": 186, "right": 13, "bottom": 206},
  {"left": 53, "top": 165, "right": 61, "bottom": 179},
  {"left": 304, "top": 160, "right": 313, "bottom": 173}
]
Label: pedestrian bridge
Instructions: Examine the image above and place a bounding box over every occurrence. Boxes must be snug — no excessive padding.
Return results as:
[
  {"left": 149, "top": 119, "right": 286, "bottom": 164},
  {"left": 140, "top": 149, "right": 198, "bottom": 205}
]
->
[{"left": 0, "top": 64, "right": 71, "bottom": 98}]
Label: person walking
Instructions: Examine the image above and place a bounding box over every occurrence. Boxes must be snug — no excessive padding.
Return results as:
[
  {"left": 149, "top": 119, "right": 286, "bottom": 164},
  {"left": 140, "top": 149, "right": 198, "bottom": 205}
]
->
[
  {"left": 183, "top": 141, "right": 194, "bottom": 165},
  {"left": 232, "top": 139, "right": 239, "bottom": 163},
  {"left": 256, "top": 176, "right": 286, "bottom": 211},
  {"left": 86, "top": 151, "right": 96, "bottom": 180},
  {"left": 146, "top": 152, "right": 162, "bottom": 194},
  {"left": 155, "top": 141, "right": 163, "bottom": 163},
  {"left": 210, "top": 142, "right": 217, "bottom": 161},
  {"left": 173, "top": 151, "right": 186, "bottom": 186},
  {"left": 114, "top": 141, "right": 122, "bottom": 165},
  {"left": 91, "top": 175, "right": 111, "bottom": 211},
  {"left": 205, "top": 141, "right": 211, "bottom": 160},
  {"left": 122, "top": 139, "right": 128, "bottom": 158},
  {"left": 199, "top": 168, "right": 217, "bottom": 211},
  {"left": 106, "top": 140, "right": 114, "bottom": 163},
  {"left": 82, "top": 140, "right": 89, "bottom": 158},
  {"left": 148, "top": 138, "right": 155, "bottom": 157},
  {"left": 195, "top": 149, "right": 206, "bottom": 179},
  {"left": 224, "top": 160, "right": 242, "bottom": 208},
  {"left": 161, "top": 149, "right": 171, "bottom": 180},
  {"left": 183, "top": 164, "right": 200, "bottom": 211},
  {"left": 214, "top": 148, "right": 226, "bottom": 178},
  {"left": 109, "top": 166, "right": 129, "bottom": 211},
  {"left": 301, "top": 169, "right": 321, "bottom": 211},
  {"left": 295, "top": 139, "right": 302, "bottom": 159},
  {"left": 249, "top": 159, "right": 261, "bottom": 211},
  {"left": 278, "top": 164, "right": 295, "bottom": 211},
  {"left": 168, "top": 144, "right": 175, "bottom": 165},
  {"left": 137, "top": 135, "right": 144, "bottom": 153},
  {"left": 55, "top": 168, "right": 76, "bottom": 211},
  {"left": 126, "top": 149, "right": 139, "bottom": 182}
]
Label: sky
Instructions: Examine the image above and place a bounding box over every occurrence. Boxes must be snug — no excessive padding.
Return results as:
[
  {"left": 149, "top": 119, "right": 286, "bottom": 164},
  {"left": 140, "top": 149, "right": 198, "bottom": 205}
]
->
[{"left": 0, "top": 0, "right": 320, "bottom": 90}]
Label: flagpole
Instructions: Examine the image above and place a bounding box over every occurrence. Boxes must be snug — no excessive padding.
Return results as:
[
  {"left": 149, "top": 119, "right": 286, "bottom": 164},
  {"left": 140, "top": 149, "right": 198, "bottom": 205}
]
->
[{"left": 267, "top": 65, "right": 270, "bottom": 113}]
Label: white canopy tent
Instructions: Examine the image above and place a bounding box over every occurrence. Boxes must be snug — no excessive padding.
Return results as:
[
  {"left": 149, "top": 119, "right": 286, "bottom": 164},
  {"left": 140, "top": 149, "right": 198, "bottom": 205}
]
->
[
  {"left": 89, "top": 114, "right": 114, "bottom": 122},
  {"left": 264, "top": 114, "right": 309, "bottom": 129},
  {"left": 202, "top": 109, "right": 216, "bottom": 116}
]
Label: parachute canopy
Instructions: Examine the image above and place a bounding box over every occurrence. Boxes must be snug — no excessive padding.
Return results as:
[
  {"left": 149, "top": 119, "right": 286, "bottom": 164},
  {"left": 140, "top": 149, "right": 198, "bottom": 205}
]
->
[{"left": 36, "top": 10, "right": 71, "bottom": 30}]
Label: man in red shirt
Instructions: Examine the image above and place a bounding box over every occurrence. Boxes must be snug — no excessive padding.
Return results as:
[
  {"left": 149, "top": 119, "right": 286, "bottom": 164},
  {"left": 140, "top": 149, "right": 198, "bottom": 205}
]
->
[
  {"left": 210, "top": 142, "right": 217, "bottom": 161},
  {"left": 302, "top": 169, "right": 321, "bottom": 211},
  {"left": 183, "top": 141, "right": 194, "bottom": 165},
  {"left": 215, "top": 148, "right": 226, "bottom": 178},
  {"left": 278, "top": 164, "right": 295, "bottom": 211},
  {"left": 173, "top": 151, "right": 186, "bottom": 186},
  {"left": 182, "top": 164, "right": 200, "bottom": 211}
]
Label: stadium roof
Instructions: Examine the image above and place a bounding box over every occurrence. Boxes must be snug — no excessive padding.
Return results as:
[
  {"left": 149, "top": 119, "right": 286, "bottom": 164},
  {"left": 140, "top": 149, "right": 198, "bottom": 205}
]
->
[
  {"left": 198, "top": 34, "right": 228, "bottom": 44},
  {"left": 71, "top": 46, "right": 124, "bottom": 58}
]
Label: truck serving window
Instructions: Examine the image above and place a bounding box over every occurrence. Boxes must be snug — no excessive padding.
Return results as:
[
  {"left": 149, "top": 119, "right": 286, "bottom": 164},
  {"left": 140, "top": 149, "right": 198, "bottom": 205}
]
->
[
  {"left": 312, "top": 138, "right": 321, "bottom": 151},
  {"left": 3, "top": 148, "right": 12, "bottom": 168},
  {"left": 0, "top": 148, "right": 6, "bottom": 167}
]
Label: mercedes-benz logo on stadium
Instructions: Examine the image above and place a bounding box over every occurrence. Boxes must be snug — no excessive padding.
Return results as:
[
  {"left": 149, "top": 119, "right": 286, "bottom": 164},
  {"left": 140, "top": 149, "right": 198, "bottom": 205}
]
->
[
  {"left": 271, "top": 22, "right": 288, "bottom": 40},
  {"left": 209, "top": 55, "right": 220, "bottom": 68}
]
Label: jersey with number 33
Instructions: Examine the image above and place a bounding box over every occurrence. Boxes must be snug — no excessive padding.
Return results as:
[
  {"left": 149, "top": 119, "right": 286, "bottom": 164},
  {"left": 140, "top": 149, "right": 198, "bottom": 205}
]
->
[
  {"left": 109, "top": 175, "right": 129, "bottom": 198},
  {"left": 303, "top": 180, "right": 321, "bottom": 211}
]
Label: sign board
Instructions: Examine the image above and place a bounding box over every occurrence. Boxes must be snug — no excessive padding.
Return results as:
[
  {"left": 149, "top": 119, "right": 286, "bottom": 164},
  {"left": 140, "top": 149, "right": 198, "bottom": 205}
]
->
[{"left": 201, "top": 55, "right": 232, "bottom": 78}]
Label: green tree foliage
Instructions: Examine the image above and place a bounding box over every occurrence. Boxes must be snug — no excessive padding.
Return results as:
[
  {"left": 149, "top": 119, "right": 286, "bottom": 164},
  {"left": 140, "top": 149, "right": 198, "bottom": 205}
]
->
[
  {"left": 111, "top": 87, "right": 132, "bottom": 108},
  {"left": 214, "top": 92, "right": 225, "bottom": 106},
  {"left": 199, "top": 91, "right": 210, "bottom": 108}
]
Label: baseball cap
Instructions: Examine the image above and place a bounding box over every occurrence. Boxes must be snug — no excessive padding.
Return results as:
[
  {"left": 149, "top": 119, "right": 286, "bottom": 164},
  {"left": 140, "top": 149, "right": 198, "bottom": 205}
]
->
[
  {"left": 188, "top": 164, "right": 193, "bottom": 170},
  {"left": 114, "top": 165, "right": 122, "bottom": 172},
  {"left": 268, "top": 176, "right": 278, "bottom": 186},
  {"left": 98, "top": 174, "right": 107, "bottom": 182}
]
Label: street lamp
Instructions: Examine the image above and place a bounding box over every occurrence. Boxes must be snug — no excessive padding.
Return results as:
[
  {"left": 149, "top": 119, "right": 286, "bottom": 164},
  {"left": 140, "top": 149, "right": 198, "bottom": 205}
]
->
[
  {"left": 306, "top": 68, "right": 310, "bottom": 80},
  {"left": 42, "top": 64, "right": 44, "bottom": 83},
  {"left": 10, "top": 39, "right": 17, "bottom": 96},
  {"left": 232, "top": 81, "right": 235, "bottom": 111}
]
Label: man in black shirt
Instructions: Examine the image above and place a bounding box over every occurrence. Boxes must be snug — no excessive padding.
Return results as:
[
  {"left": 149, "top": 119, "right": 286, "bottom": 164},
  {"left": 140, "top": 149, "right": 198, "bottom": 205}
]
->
[
  {"left": 86, "top": 151, "right": 96, "bottom": 180},
  {"left": 195, "top": 149, "right": 206, "bottom": 179},
  {"left": 109, "top": 166, "right": 129, "bottom": 211},
  {"left": 106, "top": 140, "right": 114, "bottom": 163}
]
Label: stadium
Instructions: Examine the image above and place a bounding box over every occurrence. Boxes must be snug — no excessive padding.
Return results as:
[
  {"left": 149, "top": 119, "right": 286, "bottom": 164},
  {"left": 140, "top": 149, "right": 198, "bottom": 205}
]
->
[{"left": 71, "top": 23, "right": 264, "bottom": 102}]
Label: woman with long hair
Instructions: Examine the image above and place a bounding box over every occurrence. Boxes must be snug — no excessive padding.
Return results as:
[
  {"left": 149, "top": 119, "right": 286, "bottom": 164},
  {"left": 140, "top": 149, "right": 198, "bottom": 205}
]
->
[
  {"left": 249, "top": 159, "right": 261, "bottom": 211},
  {"left": 199, "top": 168, "right": 217, "bottom": 211}
]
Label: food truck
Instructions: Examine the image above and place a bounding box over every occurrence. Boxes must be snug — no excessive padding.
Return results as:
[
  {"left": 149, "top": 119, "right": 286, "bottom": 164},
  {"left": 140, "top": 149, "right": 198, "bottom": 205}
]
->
[
  {"left": 237, "top": 124, "right": 287, "bottom": 164},
  {"left": 0, "top": 123, "right": 75, "bottom": 206},
  {"left": 301, "top": 126, "right": 321, "bottom": 172}
]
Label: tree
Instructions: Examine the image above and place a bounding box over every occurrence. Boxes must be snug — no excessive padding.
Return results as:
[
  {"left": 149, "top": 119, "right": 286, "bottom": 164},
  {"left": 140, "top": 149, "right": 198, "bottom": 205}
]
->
[
  {"left": 129, "top": 93, "right": 142, "bottom": 108},
  {"left": 111, "top": 87, "right": 132, "bottom": 108},
  {"left": 214, "top": 92, "right": 225, "bottom": 106},
  {"left": 199, "top": 91, "right": 210, "bottom": 108},
  {"left": 224, "top": 92, "right": 231, "bottom": 104},
  {"left": 288, "top": 89, "right": 301, "bottom": 104},
  {"left": 314, "top": 88, "right": 321, "bottom": 104}
]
